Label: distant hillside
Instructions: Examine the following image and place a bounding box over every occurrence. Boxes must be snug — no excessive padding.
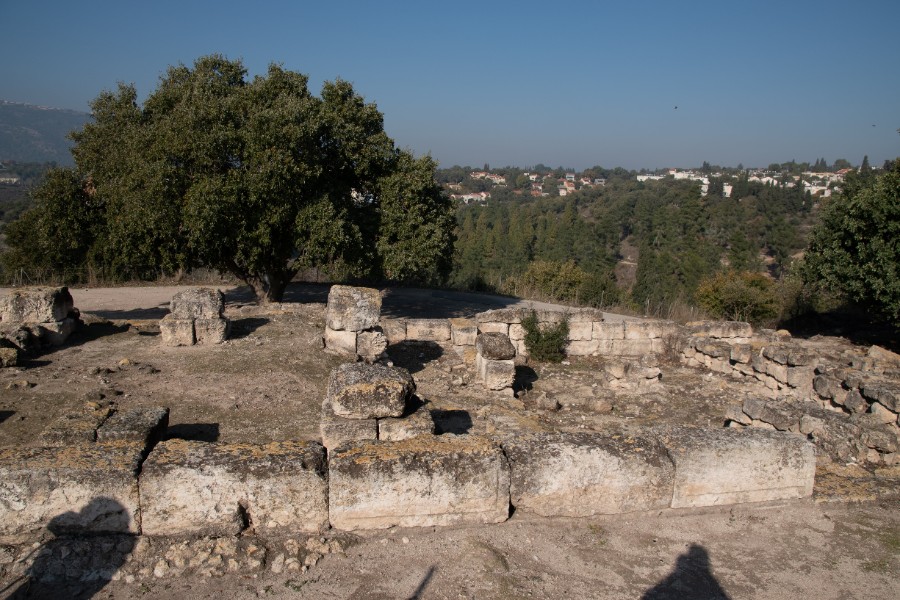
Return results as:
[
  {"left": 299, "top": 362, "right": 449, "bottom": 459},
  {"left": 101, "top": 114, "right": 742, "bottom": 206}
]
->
[{"left": 0, "top": 101, "right": 90, "bottom": 166}]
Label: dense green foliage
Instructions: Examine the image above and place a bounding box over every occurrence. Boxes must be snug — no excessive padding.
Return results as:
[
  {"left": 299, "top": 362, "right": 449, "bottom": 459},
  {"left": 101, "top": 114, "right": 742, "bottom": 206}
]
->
[
  {"left": 2, "top": 56, "right": 455, "bottom": 300},
  {"left": 0, "top": 162, "right": 56, "bottom": 226},
  {"left": 695, "top": 270, "right": 778, "bottom": 324},
  {"left": 450, "top": 173, "right": 813, "bottom": 312},
  {"left": 522, "top": 311, "right": 569, "bottom": 363},
  {"left": 803, "top": 160, "right": 900, "bottom": 323}
]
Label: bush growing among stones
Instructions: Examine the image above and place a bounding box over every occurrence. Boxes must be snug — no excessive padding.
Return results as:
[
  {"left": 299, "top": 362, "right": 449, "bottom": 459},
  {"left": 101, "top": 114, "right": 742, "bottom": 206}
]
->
[{"left": 522, "top": 311, "right": 569, "bottom": 363}]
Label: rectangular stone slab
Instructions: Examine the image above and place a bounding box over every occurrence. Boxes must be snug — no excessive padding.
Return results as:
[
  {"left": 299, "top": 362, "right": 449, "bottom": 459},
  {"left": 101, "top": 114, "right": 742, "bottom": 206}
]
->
[
  {"left": 653, "top": 426, "right": 815, "bottom": 508},
  {"left": 0, "top": 441, "right": 143, "bottom": 536},
  {"left": 405, "top": 319, "right": 452, "bottom": 342},
  {"left": 503, "top": 431, "right": 675, "bottom": 517},
  {"left": 0, "top": 287, "right": 74, "bottom": 324},
  {"left": 320, "top": 399, "right": 377, "bottom": 450},
  {"left": 140, "top": 440, "right": 328, "bottom": 537},
  {"left": 96, "top": 406, "right": 169, "bottom": 456},
  {"left": 329, "top": 435, "right": 510, "bottom": 530}
]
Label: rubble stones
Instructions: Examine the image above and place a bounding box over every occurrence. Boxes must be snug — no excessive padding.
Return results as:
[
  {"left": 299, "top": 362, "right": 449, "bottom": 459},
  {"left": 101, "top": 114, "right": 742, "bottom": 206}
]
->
[
  {"left": 328, "top": 435, "right": 510, "bottom": 530},
  {"left": 475, "top": 332, "right": 516, "bottom": 360},
  {"left": 654, "top": 426, "right": 815, "bottom": 508},
  {"left": 325, "top": 285, "right": 381, "bottom": 332},
  {"left": 687, "top": 321, "right": 753, "bottom": 340},
  {"left": 503, "top": 431, "right": 675, "bottom": 517},
  {"left": 326, "top": 363, "right": 415, "bottom": 419},
  {"left": 140, "top": 440, "right": 328, "bottom": 537},
  {"left": 0, "top": 442, "right": 143, "bottom": 535}
]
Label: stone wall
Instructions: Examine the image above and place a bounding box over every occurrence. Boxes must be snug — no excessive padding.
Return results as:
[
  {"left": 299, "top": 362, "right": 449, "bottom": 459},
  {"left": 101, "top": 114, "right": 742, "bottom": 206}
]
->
[{"left": 0, "top": 287, "right": 80, "bottom": 365}]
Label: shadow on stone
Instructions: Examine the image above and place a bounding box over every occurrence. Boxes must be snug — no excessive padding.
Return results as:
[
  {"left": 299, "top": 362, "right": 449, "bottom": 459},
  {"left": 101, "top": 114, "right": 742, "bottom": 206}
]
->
[
  {"left": 227, "top": 317, "right": 269, "bottom": 340},
  {"left": 641, "top": 544, "right": 731, "bottom": 600},
  {"left": 0, "top": 410, "right": 13, "bottom": 424},
  {"left": 514, "top": 366, "right": 539, "bottom": 395},
  {"left": 387, "top": 341, "right": 444, "bottom": 374},
  {"left": 431, "top": 409, "right": 473, "bottom": 435},
  {"left": 164, "top": 423, "right": 220, "bottom": 443},
  {"left": 407, "top": 565, "right": 437, "bottom": 600},
  {"left": 3, "top": 498, "right": 136, "bottom": 600}
]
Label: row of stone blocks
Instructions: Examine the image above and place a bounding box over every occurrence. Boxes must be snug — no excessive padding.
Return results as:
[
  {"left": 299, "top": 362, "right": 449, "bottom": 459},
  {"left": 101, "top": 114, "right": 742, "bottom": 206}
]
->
[
  {"left": 0, "top": 424, "right": 815, "bottom": 538},
  {"left": 160, "top": 288, "right": 230, "bottom": 346}
]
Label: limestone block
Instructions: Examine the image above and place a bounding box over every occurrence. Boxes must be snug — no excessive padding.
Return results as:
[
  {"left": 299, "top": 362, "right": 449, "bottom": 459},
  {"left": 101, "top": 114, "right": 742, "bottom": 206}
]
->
[
  {"left": 687, "top": 320, "right": 753, "bottom": 340},
  {"left": 843, "top": 389, "right": 869, "bottom": 414},
  {"left": 475, "top": 332, "right": 516, "bottom": 360},
  {"left": 568, "top": 321, "right": 594, "bottom": 341},
  {"left": 475, "top": 308, "right": 524, "bottom": 324},
  {"left": 504, "top": 431, "right": 675, "bottom": 517},
  {"left": 0, "top": 442, "right": 143, "bottom": 535},
  {"left": 324, "top": 326, "right": 357, "bottom": 355},
  {"left": 477, "top": 321, "right": 509, "bottom": 336},
  {"left": 653, "top": 426, "right": 815, "bottom": 508},
  {"left": 0, "top": 346, "right": 17, "bottom": 367},
  {"left": 356, "top": 329, "right": 388, "bottom": 363},
  {"left": 449, "top": 318, "right": 477, "bottom": 346},
  {"left": 868, "top": 345, "right": 900, "bottom": 366},
  {"left": 160, "top": 315, "right": 195, "bottom": 346},
  {"left": 406, "top": 319, "right": 451, "bottom": 342},
  {"left": 741, "top": 398, "right": 801, "bottom": 432},
  {"left": 0, "top": 287, "right": 74, "bottom": 324},
  {"left": 34, "top": 318, "right": 77, "bottom": 346},
  {"left": 624, "top": 320, "right": 678, "bottom": 340},
  {"left": 320, "top": 399, "right": 377, "bottom": 451},
  {"left": 328, "top": 435, "right": 510, "bottom": 530},
  {"left": 513, "top": 339, "right": 528, "bottom": 358},
  {"left": 96, "top": 407, "right": 169, "bottom": 455},
  {"left": 597, "top": 338, "right": 654, "bottom": 356},
  {"left": 567, "top": 308, "right": 605, "bottom": 323},
  {"left": 40, "top": 406, "right": 114, "bottom": 446},
  {"left": 730, "top": 344, "right": 753, "bottom": 364},
  {"left": 509, "top": 323, "right": 526, "bottom": 341},
  {"left": 378, "top": 406, "right": 435, "bottom": 441},
  {"left": 724, "top": 404, "right": 752, "bottom": 426},
  {"left": 593, "top": 321, "right": 625, "bottom": 340},
  {"left": 326, "top": 285, "right": 381, "bottom": 332},
  {"left": 194, "top": 317, "right": 229, "bottom": 344},
  {"left": 868, "top": 402, "right": 899, "bottom": 425},
  {"left": 861, "top": 382, "right": 900, "bottom": 412},
  {"left": 327, "top": 362, "right": 414, "bottom": 419},
  {"left": 140, "top": 440, "right": 328, "bottom": 536},
  {"left": 786, "top": 366, "right": 813, "bottom": 389},
  {"left": 695, "top": 339, "right": 732, "bottom": 359},
  {"left": 814, "top": 375, "right": 842, "bottom": 400},
  {"left": 567, "top": 339, "right": 600, "bottom": 356},
  {"left": 476, "top": 354, "right": 515, "bottom": 390},
  {"left": 766, "top": 361, "right": 789, "bottom": 384},
  {"left": 860, "top": 424, "right": 900, "bottom": 452},
  {"left": 380, "top": 318, "right": 407, "bottom": 344},
  {"left": 170, "top": 287, "right": 224, "bottom": 320}
]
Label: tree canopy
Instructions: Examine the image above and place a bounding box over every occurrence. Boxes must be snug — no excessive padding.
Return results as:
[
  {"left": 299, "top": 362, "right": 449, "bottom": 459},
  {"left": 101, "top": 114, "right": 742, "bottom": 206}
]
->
[
  {"left": 3, "top": 55, "right": 455, "bottom": 301},
  {"left": 803, "top": 160, "right": 900, "bottom": 323}
]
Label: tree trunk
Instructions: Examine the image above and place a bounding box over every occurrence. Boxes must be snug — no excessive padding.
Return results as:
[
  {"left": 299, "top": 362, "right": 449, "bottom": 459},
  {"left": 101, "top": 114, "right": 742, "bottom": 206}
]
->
[{"left": 246, "top": 272, "right": 290, "bottom": 304}]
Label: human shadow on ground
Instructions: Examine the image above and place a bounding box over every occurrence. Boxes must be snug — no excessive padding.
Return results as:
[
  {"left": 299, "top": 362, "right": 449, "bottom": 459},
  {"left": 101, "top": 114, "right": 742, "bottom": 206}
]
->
[
  {"left": 164, "top": 422, "right": 221, "bottom": 443},
  {"left": 2, "top": 498, "right": 136, "bottom": 600},
  {"left": 641, "top": 544, "right": 731, "bottom": 600},
  {"left": 387, "top": 341, "right": 444, "bottom": 375},
  {"left": 514, "top": 366, "right": 539, "bottom": 395},
  {"left": 407, "top": 566, "right": 437, "bottom": 600}
]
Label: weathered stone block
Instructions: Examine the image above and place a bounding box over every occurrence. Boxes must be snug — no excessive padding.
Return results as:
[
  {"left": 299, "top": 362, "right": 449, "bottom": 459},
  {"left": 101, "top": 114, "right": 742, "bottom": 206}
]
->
[
  {"left": 34, "top": 318, "right": 77, "bottom": 346},
  {"left": 325, "top": 285, "right": 381, "bottom": 332},
  {"left": 320, "top": 399, "right": 377, "bottom": 450},
  {"left": 140, "top": 440, "right": 328, "bottom": 536},
  {"left": 509, "top": 323, "right": 526, "bottom": 341},
  {"left": 378, "top": 406, "right": 435, "bottom": 441},
  {"left": 475, "top": 308, "right": 524, "bottom": 324},
  {"left": 356, "top": 329, "right": 388, "bottom": 363},
  {"left": 406, "top": 319, "right": 451, "bottom": 342},
  {"left": 449, "top": 318, "right": 477, "bottom": 346},
  {"left": 477, "top": 321, "right": 510, "bottom": 336},
  {"left": 654, "top": 426, "right": 815, "bottom": 508},
  {"left": 687, "top": 320, "right": 753, "bottom": 340},
  {"left": 568, "top": 321, "right": 594, "bottom": 341},
  {"left": 324, "top": 326, "right": 357, "bottom": 355},
  {"left": 170, "top": 287, "right": 224, "bottom": 320},
  {"left": 567, "top": 308, "right": 605, "bottom": 323},
  {"left": 0, "top": 346, "right": 16, "bottom": 367},
  {"left": 0, "top": 442, "right": 143, "bottom": 535},
  {"left": 730, "top": 344, "right": 753, "bottom": 364},
  {"left": 0, "top": 287, "right": 74, "bottom": 324},
  {"left": 380, "top": 318, "right": 407, "bottom": 344},
  {"left": 593, "top": 321, "right": 625, "bottom": 340},
  {"left": 567, "top": 339, "right": 600, "bottom": 356},
  {"left": 96, "top": 406, "right": 169, "bottom": 455},
  {"left": 861, "top": 382, "right": 900, "bottom": 412},
  {"left": 503, "top": 431, "right": 674, "bottom": 517},
  {"left": 327, "top": 362, "right": 414, "bottom": 419},
  {"left": 476, "top": 354, "right": 515, "bottom": 390},
  {"left": 160, "top": 315, "right": 195, "bottom": 346},
  {"left": 328, "top": 435, "right": 510, "bottom": 530},
  {"left": 624, "top": 320, "right": 678, "bottom": 340},
  {"left": 40, "top": 406, "right": 114, "bottom": 446},
  {"left": 475, "top": 332, "right": 516, "bottom": 360},
  {"left": 597, "top": 338, "right": 654, "bottom": 356},
  {"left": 194, "top": 317, "right": 229, "bottom": 344}
]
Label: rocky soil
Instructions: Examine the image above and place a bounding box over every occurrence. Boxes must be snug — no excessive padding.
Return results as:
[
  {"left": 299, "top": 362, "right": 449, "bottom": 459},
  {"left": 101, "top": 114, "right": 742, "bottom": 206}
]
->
[{"left": 0, "top": 285, "right": 898, "bottom": 599}]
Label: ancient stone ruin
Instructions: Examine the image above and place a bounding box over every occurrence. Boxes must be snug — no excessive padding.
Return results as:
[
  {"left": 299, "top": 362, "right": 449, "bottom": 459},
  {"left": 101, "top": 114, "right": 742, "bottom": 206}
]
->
[
  {"left": 323, "top": 285, "right": 387, "bottom": 362},
  {"left": 0, "top": 287, "right": 80, "bottom": 366},
  {"left": 159, "top": 288, "right": 230, "bottom": 346}
]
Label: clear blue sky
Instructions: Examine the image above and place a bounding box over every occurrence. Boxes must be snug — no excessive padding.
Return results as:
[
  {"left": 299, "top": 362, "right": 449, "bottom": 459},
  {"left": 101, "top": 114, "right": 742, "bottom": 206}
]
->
[{"left": 2, "top": 0, "right": 898, "bottom": 170}]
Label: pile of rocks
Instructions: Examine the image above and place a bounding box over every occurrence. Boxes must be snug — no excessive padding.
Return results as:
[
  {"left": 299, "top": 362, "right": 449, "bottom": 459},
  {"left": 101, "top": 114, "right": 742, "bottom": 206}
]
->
[
  {"left": 601, "top": 356, "right": 662, "bottom": 391},
  {"left": 0, "top": 287, "right": 80, "bottom": 365},
  {"left": 319, "top": 362, "right": 433, "bottom": 450},
  {"left": 323, "top": 285, "right": 387, "bottom": 363},
  {"left": 159, "top": 288, "right": 229, "bottom": 346},
  {"left": 475, "top": 332, "right": 516, "bottom": 392}
]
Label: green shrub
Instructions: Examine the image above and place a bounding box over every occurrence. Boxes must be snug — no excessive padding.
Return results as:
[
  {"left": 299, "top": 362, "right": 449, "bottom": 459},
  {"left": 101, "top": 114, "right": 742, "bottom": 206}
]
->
[
  {"left": 695, "top": 270, "right": 778, "bottom": 325},
  {"left": 522, "top": 311, "right": 569, "bottom": 363}
]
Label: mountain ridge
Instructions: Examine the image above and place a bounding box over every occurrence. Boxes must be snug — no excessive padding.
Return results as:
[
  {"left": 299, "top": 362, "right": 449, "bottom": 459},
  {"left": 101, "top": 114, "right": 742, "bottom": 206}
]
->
[{"left": 0, "top": 100, "right": 91, "bottom": 166}]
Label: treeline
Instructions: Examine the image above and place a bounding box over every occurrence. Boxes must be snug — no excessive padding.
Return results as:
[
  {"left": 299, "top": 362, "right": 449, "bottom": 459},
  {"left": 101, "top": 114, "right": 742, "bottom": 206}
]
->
[{"left": 449, "top": 173, "right": 815, "bottom": 317}]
